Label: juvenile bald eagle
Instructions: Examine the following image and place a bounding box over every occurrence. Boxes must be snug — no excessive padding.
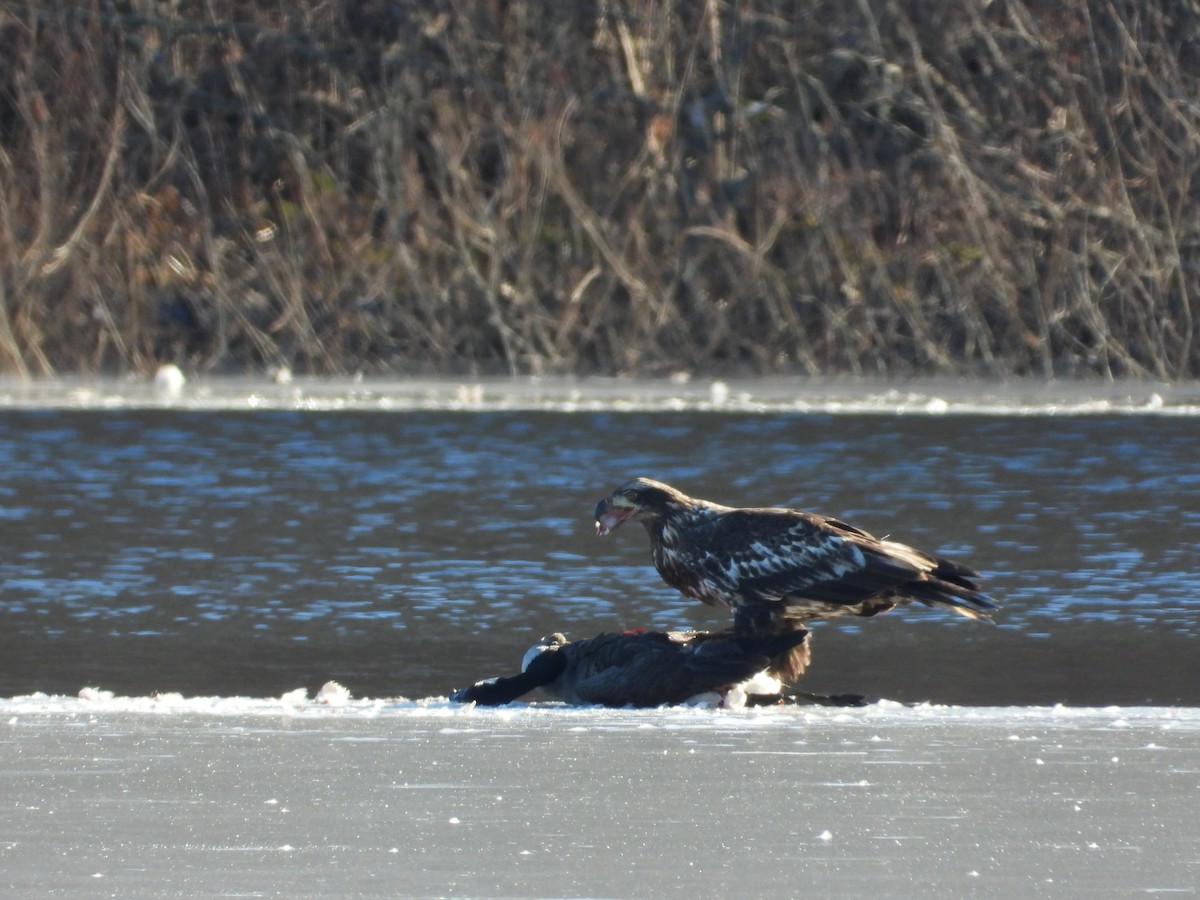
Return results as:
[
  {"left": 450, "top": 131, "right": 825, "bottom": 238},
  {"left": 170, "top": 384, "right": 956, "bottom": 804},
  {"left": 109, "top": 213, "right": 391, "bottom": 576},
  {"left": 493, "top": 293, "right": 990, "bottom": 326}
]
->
[
  {"left": 449, "top": 628, "right": 810, "bottom": 708},
  {"left": 594, "top": 478, "right": 996, "bottom": 656}
]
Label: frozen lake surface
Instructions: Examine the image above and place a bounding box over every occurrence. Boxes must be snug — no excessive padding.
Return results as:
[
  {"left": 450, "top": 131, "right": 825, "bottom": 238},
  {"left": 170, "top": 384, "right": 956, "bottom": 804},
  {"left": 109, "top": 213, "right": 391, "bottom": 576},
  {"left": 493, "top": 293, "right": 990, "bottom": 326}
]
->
[{"left": 2, "top": 692, "right": 1198, "bottom": 897}]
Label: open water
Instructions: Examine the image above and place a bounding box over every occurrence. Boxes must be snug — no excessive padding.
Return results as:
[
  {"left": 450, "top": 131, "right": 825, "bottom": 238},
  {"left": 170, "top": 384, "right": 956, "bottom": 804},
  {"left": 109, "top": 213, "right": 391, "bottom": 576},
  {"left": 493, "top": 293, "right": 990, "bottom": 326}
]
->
[
  {"left": 0, "top": 376, "right": 1196, "bottom": 705},
  {"left": 1, "top": 376, "right": 1197, "bottom": 896}
]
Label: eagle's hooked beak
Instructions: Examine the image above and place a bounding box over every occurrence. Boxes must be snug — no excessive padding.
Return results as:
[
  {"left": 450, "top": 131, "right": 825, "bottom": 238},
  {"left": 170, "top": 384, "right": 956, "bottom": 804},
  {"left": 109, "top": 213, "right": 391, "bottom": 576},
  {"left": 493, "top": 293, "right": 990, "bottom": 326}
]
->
[{"left": 595, "top": 496, "right": 635, "bottom": 536}]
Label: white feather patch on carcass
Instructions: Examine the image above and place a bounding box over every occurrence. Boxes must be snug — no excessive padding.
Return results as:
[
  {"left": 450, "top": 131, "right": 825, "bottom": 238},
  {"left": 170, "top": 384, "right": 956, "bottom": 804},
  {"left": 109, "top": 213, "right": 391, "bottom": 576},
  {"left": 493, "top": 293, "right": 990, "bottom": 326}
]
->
[{"left": 721, "top": 671, "right": 784, "bottom": 709}]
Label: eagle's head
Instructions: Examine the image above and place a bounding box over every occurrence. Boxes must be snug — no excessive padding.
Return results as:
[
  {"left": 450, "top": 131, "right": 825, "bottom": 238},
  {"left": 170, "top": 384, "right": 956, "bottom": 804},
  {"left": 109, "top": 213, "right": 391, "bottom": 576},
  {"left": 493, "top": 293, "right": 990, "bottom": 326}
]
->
[{"left": 594, "top": 477, "right": 692, "bottom": 535}]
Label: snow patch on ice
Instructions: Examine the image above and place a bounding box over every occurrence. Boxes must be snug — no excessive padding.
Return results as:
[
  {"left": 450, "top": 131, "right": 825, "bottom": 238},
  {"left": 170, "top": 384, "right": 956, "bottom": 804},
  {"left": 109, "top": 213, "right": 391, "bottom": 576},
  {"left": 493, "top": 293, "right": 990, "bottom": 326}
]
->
[
  {"left": 315, "top": 681, "right": 352, "bottom": 706},
  {"left": 2, "top": 690, "right": 1198, "bottom": 734}
]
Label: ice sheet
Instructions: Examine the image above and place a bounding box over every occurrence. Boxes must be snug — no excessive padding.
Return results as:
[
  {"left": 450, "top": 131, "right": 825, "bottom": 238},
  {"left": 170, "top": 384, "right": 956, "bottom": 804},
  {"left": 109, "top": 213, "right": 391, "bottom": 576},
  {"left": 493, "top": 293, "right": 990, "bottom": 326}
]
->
[
  {"left": 1, "top": 374, "right": 1197, "bottom": 415},
  {"left": 2, "top": 690, "right": 1197, "bottom": 897}
]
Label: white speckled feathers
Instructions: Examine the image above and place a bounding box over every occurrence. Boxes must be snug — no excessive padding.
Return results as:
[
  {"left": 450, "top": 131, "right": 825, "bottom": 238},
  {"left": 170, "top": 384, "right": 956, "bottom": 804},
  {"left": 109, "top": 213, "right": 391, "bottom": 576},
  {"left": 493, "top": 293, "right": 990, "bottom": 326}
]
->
[{"left": 596, "top": 478, "right": 996, "bottom": 623}]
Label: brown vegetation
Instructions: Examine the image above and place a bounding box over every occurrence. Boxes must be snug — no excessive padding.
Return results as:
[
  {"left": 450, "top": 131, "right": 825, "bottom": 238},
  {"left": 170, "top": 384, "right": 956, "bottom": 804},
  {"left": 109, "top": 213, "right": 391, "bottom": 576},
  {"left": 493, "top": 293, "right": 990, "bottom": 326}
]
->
[{"left": 0, "top": 0, "right": 1197, "bottom": 378}]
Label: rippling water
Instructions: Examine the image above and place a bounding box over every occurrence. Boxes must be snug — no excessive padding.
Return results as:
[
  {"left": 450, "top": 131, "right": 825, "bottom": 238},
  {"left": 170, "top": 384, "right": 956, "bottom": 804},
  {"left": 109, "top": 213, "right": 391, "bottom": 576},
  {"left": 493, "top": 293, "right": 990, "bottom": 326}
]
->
[{"left": 1, "top": 381, "right": 1197, "bottom": 704}]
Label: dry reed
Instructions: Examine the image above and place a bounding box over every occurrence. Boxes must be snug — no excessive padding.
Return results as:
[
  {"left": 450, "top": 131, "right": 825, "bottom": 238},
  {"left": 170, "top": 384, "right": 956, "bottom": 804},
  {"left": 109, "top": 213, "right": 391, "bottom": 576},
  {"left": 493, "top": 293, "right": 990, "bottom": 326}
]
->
[{"left": 0, "top": 0, "right": 1196, "bottom": 378}]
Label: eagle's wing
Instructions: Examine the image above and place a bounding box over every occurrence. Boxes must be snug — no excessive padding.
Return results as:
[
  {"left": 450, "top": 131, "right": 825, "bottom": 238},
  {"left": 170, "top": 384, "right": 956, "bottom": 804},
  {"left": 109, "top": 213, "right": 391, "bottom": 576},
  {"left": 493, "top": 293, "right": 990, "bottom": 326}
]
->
[
  {"left": 570, "top": 631, "right": 807, "bottom": 707},
  {"left": 561, "top": 633, "right": 690, "bottom": 706},
  {"left": 681, "top": 508, "right": 928, "bottom": 607}
]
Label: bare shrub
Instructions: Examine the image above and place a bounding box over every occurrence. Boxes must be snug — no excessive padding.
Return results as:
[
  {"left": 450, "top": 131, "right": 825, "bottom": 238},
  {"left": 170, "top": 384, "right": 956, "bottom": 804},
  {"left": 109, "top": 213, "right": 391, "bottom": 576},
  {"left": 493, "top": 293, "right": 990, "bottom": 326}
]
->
[{"left": 0, "top": 0, "right": 1195, "bottom": 377}]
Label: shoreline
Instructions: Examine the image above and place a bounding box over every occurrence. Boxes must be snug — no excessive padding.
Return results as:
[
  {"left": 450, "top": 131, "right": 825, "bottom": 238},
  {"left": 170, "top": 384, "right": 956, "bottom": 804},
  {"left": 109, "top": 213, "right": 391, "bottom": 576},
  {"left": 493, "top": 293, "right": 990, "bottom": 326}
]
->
[{"left": 1, "top": 374, "right": 1197, "bottom": 415}]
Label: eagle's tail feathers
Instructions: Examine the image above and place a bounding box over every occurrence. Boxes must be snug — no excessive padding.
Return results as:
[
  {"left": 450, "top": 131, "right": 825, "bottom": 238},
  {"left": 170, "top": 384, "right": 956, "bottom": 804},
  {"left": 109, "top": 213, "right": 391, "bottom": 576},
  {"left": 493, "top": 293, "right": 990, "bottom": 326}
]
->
[{"left": 906, "top": 578, "right": 998, "bottom": 621}]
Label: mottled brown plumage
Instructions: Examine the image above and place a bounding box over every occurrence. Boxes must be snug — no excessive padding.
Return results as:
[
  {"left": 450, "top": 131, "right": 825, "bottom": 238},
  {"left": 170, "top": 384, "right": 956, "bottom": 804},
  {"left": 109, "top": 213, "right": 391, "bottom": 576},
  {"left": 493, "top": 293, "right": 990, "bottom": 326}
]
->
[{"left": 594, "top": 478, "right": 995, "bottom": 681}]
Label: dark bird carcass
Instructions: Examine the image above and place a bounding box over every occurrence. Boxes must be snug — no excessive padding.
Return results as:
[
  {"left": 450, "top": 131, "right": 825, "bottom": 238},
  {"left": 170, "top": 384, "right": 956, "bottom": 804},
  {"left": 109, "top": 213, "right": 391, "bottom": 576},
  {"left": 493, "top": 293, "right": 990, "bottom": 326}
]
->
[
  {"left": 450, "top": 628, "right": 811, "bottom": 709},
  {"left": 594, "top": 478, "right": 996, "bottom": 680}
]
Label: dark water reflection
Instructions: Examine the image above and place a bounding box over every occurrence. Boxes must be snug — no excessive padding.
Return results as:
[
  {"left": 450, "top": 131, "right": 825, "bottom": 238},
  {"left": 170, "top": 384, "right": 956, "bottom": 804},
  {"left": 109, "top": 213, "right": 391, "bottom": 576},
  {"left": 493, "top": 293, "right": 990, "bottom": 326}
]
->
[{"left": 1, "top": 410, "right": 1197, "bottom": 704}]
